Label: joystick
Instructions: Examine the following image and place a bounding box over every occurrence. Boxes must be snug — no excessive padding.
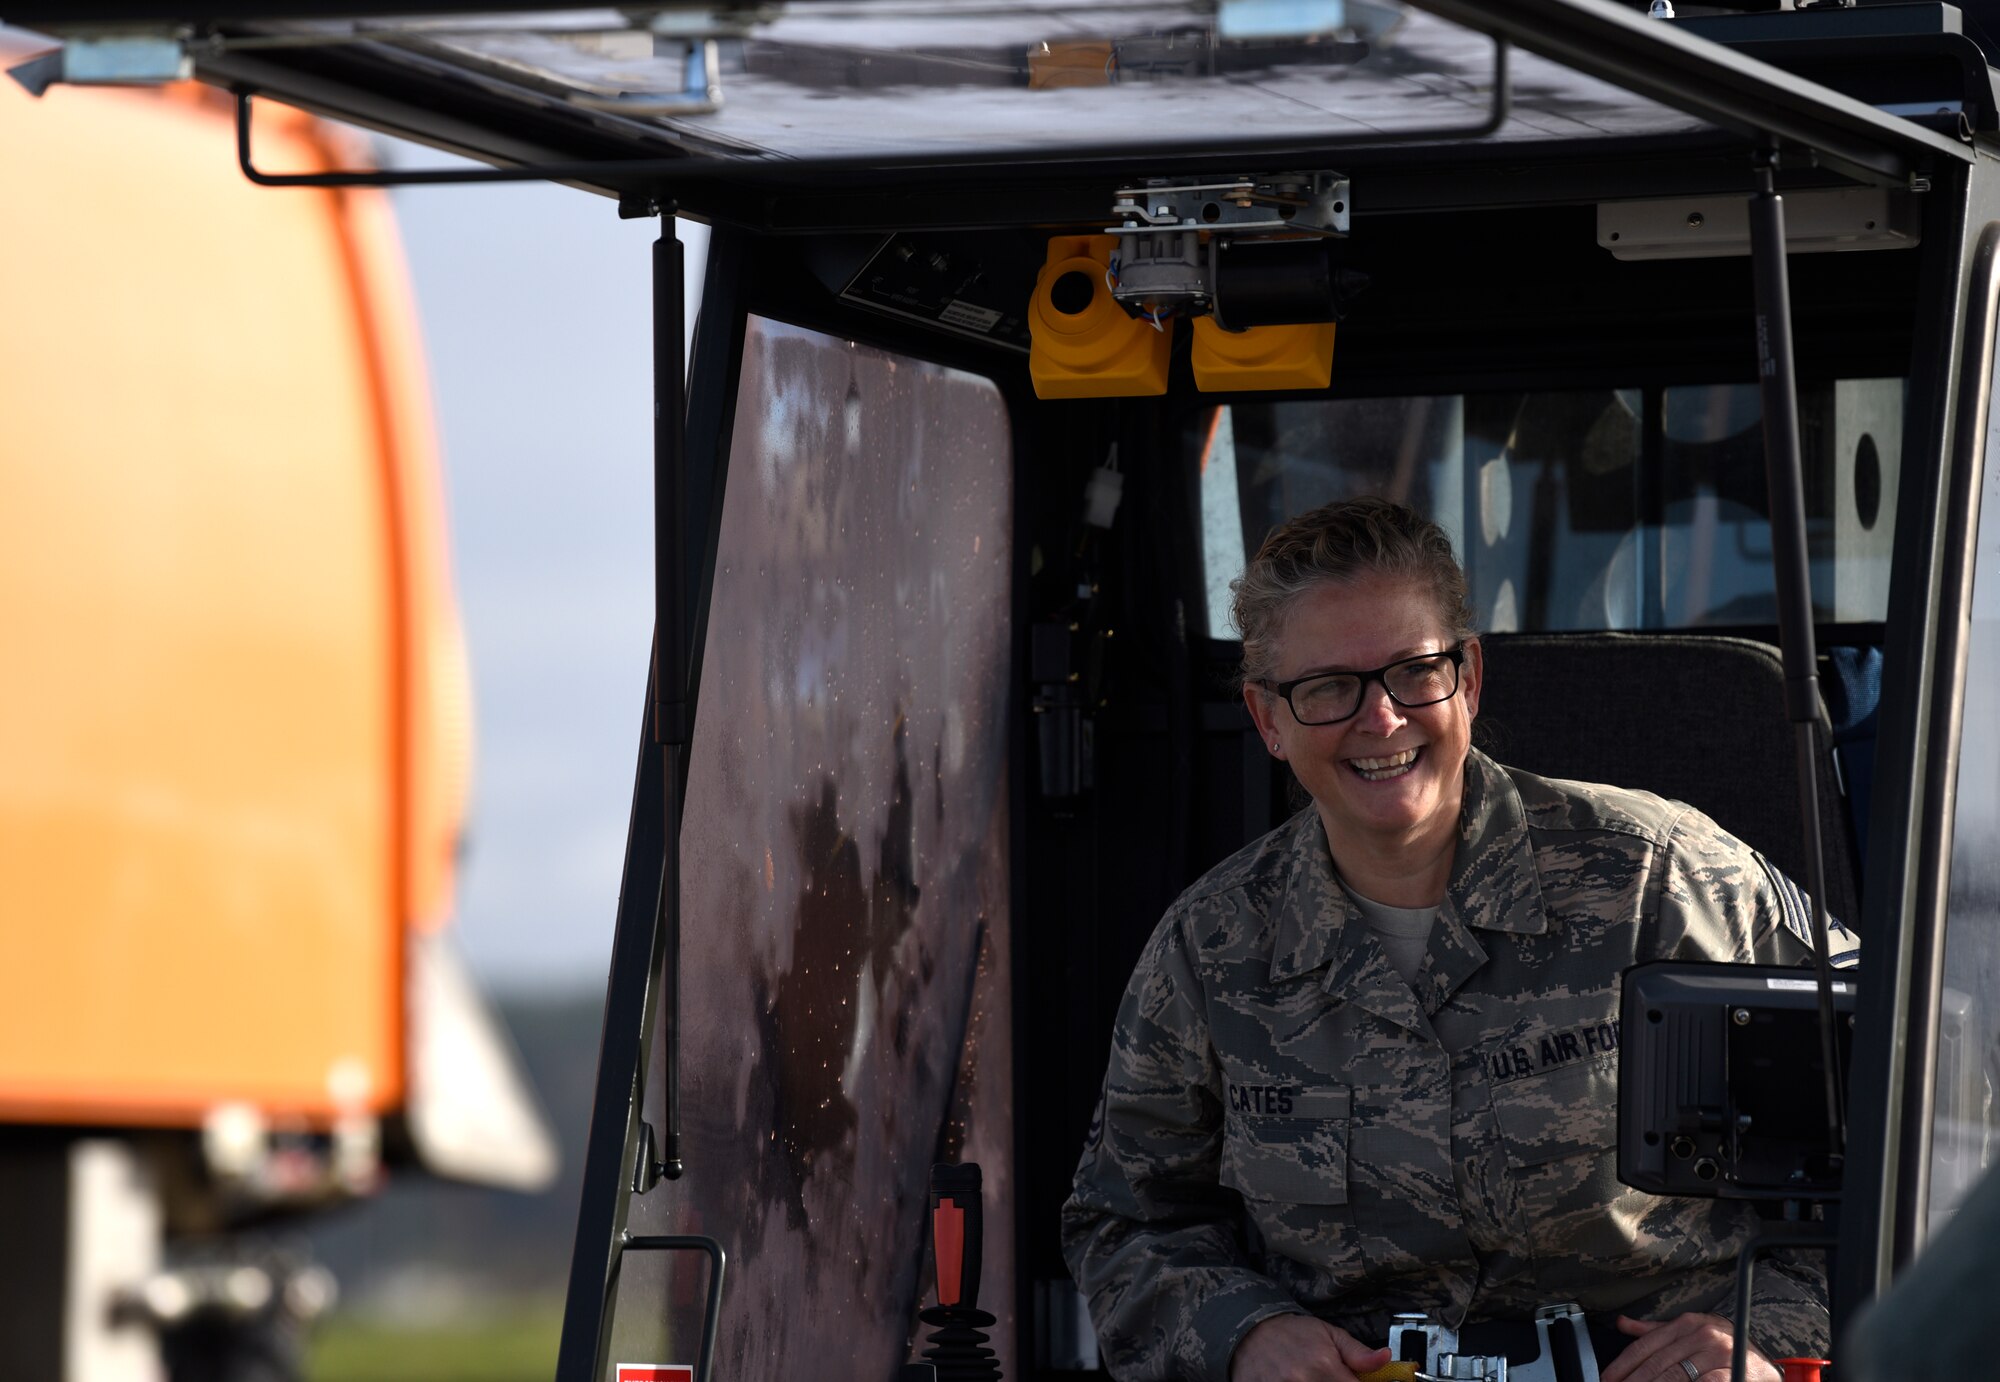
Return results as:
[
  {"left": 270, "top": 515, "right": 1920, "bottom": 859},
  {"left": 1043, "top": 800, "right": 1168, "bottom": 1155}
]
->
[{"left": 917, "top": 1163, "right": 1001, "bottom": 1382}]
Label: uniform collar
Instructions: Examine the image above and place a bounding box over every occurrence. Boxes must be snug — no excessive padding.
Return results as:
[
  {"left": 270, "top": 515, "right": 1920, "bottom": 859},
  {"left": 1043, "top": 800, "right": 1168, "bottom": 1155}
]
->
[
  {"left": 1267, "top": 749, "right": 1549, "bottom": 991},
  {"left": 1449, "top": 748, "right": 1551, "bottom": 938}
]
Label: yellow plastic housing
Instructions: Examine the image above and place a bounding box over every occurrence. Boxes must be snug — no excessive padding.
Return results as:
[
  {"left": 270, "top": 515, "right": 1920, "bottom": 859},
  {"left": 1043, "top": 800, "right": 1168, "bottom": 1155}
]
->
[
  {"left": 1191, "top": 318, "right": 1337, "bottom": 392},
  {"left": 1028, "top": 235, "right": 1171, "bottom": 399}
]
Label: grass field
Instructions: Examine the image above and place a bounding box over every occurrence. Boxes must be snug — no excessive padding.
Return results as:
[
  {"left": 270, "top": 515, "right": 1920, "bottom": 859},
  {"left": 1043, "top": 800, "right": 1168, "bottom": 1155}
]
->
[{"left": 308, "top": 1305, "right": 564, "bottom": 1382}]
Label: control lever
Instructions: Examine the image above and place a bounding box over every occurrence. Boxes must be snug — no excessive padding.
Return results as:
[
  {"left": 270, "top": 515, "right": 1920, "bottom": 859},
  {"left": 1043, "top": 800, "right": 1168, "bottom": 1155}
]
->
[{"left": 918, "top": 1163, "right": 1001, "bottom": 1382}]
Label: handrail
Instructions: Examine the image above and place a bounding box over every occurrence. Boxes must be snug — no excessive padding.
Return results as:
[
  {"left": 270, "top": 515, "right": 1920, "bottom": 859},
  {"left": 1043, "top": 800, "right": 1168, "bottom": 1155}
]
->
[
  {"left": 231, "top": 38, "right": 1510, "bottom": 191},
  {"left": 617, "top": 1234, "right": 728, "bottom": 1382}
]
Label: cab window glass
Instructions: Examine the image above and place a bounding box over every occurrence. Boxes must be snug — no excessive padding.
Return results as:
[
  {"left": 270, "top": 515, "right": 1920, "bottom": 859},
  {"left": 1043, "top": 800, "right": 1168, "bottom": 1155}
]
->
[
  {"left": 607, "top": 316, "right": 1017, "bottom": 1379},
  {"left": 1929, "top": 361, "right": 2000, "bottom": 1230},
  {"left": 1197, "top": 380, "right": 1902, "bottom": 637}
]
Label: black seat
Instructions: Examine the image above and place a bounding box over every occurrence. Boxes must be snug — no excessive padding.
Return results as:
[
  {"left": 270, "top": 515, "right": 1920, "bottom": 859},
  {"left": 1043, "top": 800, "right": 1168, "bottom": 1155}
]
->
[{"left": 1475, "top": 632, "right": 1861, "bottom": 931}]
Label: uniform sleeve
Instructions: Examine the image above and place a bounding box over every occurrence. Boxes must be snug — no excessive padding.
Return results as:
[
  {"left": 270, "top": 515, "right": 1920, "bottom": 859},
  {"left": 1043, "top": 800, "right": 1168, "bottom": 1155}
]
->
[
  {"left": 1650, "top": 807, "right": 1859, "bottom": 968},
  {"left": 1061, "top": 908, "right": 1302, "bottom": 1382},
  {"left": 1647, "top": 810, "right": 1846, "bottom": 1362}
]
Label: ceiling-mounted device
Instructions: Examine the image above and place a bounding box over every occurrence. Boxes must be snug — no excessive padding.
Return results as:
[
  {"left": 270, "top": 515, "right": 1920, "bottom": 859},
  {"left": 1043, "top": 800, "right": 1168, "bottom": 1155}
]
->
[
  {"left": 1103, "top": 172, "right": 1350, "bottom": 321},
  {"left": 1029, "top": 171, "right": 1365, "bottom": 398}
]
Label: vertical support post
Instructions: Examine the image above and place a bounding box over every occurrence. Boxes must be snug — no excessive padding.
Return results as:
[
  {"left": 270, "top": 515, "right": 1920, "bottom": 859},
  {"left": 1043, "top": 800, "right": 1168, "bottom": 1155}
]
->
[
  {"left": 1890, "top": 222, "right": 2000, "bottom": 1273},
  {"left": 554, "top": 212, "right": 691, "bottom": 1382},
  {"left": 555, "top": 658, "right": 670, "bottom": 1382},
  {"left": 1744, "top": 144, "right": 1846, "bottom": 1382}
]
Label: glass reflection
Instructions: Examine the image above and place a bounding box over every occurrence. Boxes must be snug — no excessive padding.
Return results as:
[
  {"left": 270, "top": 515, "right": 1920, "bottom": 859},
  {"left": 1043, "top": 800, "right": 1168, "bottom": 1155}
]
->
[
  {"left": 1202, "top": 379, "right": 1902, "bottom": 636},
  {"left": 1929, "top": 376, "right": 2000, "bottom": 1228}
]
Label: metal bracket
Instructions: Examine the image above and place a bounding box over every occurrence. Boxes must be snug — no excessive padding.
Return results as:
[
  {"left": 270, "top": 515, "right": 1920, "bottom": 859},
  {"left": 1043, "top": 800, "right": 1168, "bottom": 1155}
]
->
[
  {"left": 8, "top": 34, "right": 190, "bottom": 98},
  {"left": 1531, "top": 1303, "right": 1598, "bottom": 1382},
  {"left": 1107, "top": 172, "right": 1351, "bottom": 238},
  {"left": 1098, "top": 171, "right": 1351, "bottom": 320},
  {"left": 1388, "top": 1311, "right": 1460, "bottom": 1372},
  {"left": 564, "top": 38, "right": 722, "bottom": 117}
]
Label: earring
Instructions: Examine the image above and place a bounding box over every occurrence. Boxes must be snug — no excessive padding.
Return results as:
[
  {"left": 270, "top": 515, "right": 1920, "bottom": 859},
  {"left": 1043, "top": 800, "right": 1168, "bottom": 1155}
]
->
[{"left": 1269, "top": 740, "right": 1281, "bottom": 752}]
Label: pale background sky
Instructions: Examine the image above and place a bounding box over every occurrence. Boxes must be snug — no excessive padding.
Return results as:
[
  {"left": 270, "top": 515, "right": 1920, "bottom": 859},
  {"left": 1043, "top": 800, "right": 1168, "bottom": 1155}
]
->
[{"left": 382, "top": 146, "right": 712, "bottom": 991}]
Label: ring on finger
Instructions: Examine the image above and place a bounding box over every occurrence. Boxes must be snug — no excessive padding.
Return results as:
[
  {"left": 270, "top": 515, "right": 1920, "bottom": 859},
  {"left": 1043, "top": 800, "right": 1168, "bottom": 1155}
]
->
[{"left": 1678, "top": 1360, "right": 1700, "bottom": 1382}]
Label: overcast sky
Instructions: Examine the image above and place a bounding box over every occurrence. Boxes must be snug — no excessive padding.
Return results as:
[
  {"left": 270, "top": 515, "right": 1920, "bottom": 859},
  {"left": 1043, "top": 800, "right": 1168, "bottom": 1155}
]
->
[{"left": 383, "top": 152, "right": 710, "bottom": 991}]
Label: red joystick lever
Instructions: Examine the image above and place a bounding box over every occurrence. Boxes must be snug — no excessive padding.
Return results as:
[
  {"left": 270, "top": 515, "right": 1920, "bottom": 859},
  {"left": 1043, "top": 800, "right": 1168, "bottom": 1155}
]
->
[
  {"left": 1774, "top": 1359, "right": 1829, "bottom": 1382},
  {"left": 931, "top": 1163, "right": 983, "bottom": 1311},
  {"left": 919, "top": 1163, "right": 1000, "bottom": 1382}
]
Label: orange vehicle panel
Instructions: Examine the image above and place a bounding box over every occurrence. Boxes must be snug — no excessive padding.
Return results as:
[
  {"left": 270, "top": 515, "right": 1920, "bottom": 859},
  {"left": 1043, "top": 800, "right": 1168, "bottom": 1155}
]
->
[{"left": 0, "top": 70, "right": 464, "bottom": 1127}]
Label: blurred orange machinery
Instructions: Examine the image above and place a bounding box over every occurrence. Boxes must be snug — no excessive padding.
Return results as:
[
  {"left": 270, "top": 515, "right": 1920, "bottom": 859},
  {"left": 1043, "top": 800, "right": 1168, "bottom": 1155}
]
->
[
  {"left": 0, "top": 43, "right": 551, "bottom": 1382},
  {"left": 0, "top": 73, "right": 462, "bottom": 1133}
]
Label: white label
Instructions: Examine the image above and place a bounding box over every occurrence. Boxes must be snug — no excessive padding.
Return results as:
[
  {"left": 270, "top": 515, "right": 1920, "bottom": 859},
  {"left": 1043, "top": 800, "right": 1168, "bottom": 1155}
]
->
[
  {"left": 939, "top": 299, "right": 1003, "bottom": 332},
  {"left": 1765, "top": 977, "right": 1853, "bottom": 994}
]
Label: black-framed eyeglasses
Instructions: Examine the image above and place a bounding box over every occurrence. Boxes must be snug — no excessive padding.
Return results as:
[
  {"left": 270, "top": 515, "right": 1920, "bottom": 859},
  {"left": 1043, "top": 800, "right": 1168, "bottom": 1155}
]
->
[{"left": 1263, "top": 646, "right": 1466, "bottom": 726}]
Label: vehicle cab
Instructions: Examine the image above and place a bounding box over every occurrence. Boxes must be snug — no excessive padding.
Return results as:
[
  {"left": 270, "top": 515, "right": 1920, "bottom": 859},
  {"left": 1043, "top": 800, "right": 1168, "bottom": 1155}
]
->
[{"left": 6, "top": 2, "right": 1999, "bottom": 1379}]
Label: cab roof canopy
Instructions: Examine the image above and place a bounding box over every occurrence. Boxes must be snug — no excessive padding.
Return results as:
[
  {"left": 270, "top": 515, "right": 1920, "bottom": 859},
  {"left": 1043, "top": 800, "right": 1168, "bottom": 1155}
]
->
[{"left": 2, "top": 0, "right": 1978, "bottom": 231}]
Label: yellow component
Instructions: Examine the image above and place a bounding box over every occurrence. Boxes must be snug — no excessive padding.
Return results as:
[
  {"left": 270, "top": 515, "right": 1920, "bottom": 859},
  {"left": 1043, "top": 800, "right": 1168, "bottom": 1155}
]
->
[
  {"left": 1355, "top": 1363, "right": 1420, "bottom": 1382},
  {"left": 1028, "top": 234, "right": 1172, "bottom": 400},
  {"left": 1028, "top": 40, "right": 1115, "bottom": 89},
  {"left": 1191, "top": 317, "right": 1338, "bottom": 393}
]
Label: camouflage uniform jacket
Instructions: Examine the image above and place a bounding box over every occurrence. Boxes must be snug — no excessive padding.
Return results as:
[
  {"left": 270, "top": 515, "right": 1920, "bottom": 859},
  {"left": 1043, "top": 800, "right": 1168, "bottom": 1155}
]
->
[{"left": 1062, "top": 750, "right": 1848, "bottom": 1382}]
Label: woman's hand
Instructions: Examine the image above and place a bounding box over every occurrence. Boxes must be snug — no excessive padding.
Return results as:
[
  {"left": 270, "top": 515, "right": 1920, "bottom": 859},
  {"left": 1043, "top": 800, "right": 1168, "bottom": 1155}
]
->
[
  {"left": 1229, "top": 1313, "right": 1392, "bottom": 1382},
  {"left": 1600, "top": 1312, "right": 1780, "bottom": 1382}
]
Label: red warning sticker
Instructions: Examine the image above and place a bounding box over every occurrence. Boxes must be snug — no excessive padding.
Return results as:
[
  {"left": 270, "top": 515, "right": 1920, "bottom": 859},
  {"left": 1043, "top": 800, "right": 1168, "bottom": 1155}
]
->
[{"left": 616, "top": 1367, "right": 693, "bottom": 1382}]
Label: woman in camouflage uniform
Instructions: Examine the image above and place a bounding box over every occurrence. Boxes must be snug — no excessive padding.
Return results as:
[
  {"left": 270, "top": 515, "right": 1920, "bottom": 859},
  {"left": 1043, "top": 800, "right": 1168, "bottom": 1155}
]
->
[{"left": 1061, "top": 498, "right": 1836, "bottom": 1382}]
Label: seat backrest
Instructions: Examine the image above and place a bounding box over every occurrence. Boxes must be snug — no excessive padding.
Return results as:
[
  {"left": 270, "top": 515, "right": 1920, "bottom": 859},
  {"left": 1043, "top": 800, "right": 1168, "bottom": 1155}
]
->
[{"left": 1476, "top": 633, "right": 1861, "bottom": 931}]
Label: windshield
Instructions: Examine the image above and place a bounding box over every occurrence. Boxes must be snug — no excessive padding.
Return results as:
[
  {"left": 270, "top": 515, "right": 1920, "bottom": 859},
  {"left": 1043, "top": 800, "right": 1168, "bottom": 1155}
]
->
[{"left": 1195, "top": 379, "right": 1903, "bottom": 639}]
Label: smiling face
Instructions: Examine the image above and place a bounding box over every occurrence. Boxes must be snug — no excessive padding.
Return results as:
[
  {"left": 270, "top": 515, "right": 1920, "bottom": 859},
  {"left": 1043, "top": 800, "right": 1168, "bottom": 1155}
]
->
[{"left": 1244, "top": 571, "right": 1482, "bottom": 891}]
